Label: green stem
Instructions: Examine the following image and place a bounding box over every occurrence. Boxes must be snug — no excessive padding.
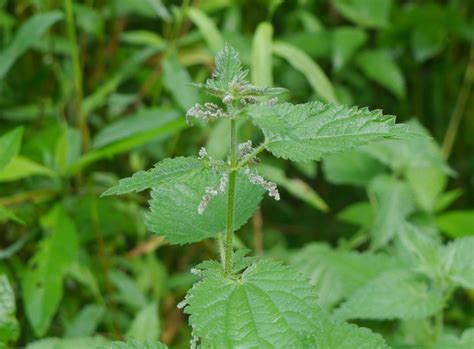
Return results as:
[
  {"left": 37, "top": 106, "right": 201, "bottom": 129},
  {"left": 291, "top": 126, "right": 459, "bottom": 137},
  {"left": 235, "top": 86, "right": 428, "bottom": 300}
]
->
[
  {"left": 64, "top": 0, "right": 88, "bottom": 149},
  {"left": 224, "top": 119, "right": 238, "bottom": 274}
]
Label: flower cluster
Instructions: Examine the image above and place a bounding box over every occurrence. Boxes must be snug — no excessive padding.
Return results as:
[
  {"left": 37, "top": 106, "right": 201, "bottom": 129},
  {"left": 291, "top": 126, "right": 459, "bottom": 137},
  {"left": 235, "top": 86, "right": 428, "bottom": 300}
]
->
[
  {"left": 197, "top": 172, "right": 229, "bottom": 215},
  {"left": 244, "top": 168, "right": 280, "bottom": 201},
  {"left": 186, "top": 102, "right": 229, "bottom": 125}
]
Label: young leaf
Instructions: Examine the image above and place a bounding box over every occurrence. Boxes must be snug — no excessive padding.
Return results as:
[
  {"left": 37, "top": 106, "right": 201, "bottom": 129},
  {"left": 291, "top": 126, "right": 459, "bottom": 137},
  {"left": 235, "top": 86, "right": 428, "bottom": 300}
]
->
[
  {"left": 184, "top": 259, "right": 320, "bottom": 348},
  {"left": 21, "top": 206, "right": 79, "bottom": 336},
  {"left": 102, "top": 157, "right": 205, "bottom": 196},
  {"left": 145, "top": 168, "right": 264, "bottom": 244},
  {"left": 443, "top": 237, "right": 474, "bottom": 289},
  {"left": 248, "top": 101, "right": 407, "bottom": 162},
  {"left": 291, "top": 243, "right": 397, "bottom": 308},
  {"left": 0, "top": 275, "right": 20, "bottom": 343},
  {"left": 335, "top": 270, "right": 444, "bottom": 320},
  {"left": 272, "top": 41, "right": 338, "bottom": 103},
  {"left": 0, "top": 11, "right": 63, "bottom": 78},
  {"left": 369, "top": 175, "right": 415, "bottom": 249},
  {"left": 323, "top": 150, "right": 385, "bottom": 186},
  {"left": 0, "top": 127, "right": 23, "bottom": 171},
  {"left": 99, "top": 339, "right": 167, "bottom": 349},
  {"left": 307, "top": 317, "right": 390, "bottom": 349}
]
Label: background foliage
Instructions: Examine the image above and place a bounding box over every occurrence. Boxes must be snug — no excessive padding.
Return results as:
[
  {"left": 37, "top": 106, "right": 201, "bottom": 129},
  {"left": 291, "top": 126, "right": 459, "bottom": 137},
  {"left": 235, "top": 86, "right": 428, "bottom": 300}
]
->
[{"left": 0, "top": 0, "right": 473, "bottom": 348}]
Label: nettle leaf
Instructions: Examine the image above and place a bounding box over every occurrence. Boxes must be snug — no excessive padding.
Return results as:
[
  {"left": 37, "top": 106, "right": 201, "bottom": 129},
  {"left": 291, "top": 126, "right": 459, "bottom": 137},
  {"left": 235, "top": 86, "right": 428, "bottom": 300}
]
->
[
  {"left": 184, "top": 259, "right": 320, "bottom": 348},
  {"left": 307, "top": 318, "right": 390, "bottom": 349},
  {"left": 194, "top": 43, "right": 285, "bottom": 98},
  {"left": 291, "top": 243, "right": 397, "bottom": 308},
  {"left": 443, "top": 237, "right": 474, "bottom": 289},
  {"left": 102, "top": 157, "right": 205, "bottom": 196},
  {"left": 248, "top": 101, "right": 406, "bottom": 162},
  {"left": 0, "top": 127, "right": 23, "bottom": 171},
  {"left": 99, "top": 339, "right": 167, "bottom": 349},
  {"left": 0, "top": 275, "right": 20, "bottom": 343},
  {"left": 335, "top": 270, "right": 444, "bottom": 320},
  {"left": 21, "top": 206, "right": 79, "bottom": 336},
  {"left": 145, "top": 168, "right": 264, "bottom": 244},
  {"left": 369, "top": 175, "right": 415, "bottom": 249}
]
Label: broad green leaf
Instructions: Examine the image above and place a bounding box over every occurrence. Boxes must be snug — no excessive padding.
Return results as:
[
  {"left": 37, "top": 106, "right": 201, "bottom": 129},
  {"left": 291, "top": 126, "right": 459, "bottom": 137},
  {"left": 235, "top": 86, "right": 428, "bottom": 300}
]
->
[
  {"left": 369, "top": 175, "right": 415, "bottom": 249},
  {"left": 332, "top": 0, "right": 392, "bottom": 29},
  {"left": 65, "top": 304, "right": 104, "bottom": 338},
  {"left": 126, "top": 302, "right": 160, "bottom": 341},
  {"left": 335, "top": 270, "right": 444, "bottom": 320},
  {"left": 433, "top": 328, "right": 474, "bottom": 349},
  {"left": 102, "top": 157, "right": 204, "bottom": 196},
  {"left": 251, "top": 22, "right": 273, "bottom": 87},
  {"left": 291, "top": 243, "right": 396, "bottom": 308},
  {"left": 443, "top": 237, "right": 474, "bottom": 289},
  {"left": 323, "top": 150, "right": 385, "bottom": 186},
  {"left": 162, "top": 52, "right": 198, "bottom": 110},
  {"left": 0, "top": 11, "right": 63, "bottom": 78},
  {"left": 22, "top": 206, "right": 79, "bottom": 336},
  {"left": 257, "top": 163, "right": 328, "bottom": 212},
  {"left": 145, "top": 168, "right": 264, "bottom": 244},
  {"left": 357, "top": 49, "right": 405, "bottom": 99},
  {"left": 307, "top": 318, "right": 390, "bottom": 349},
  {"left": 26, "top": 336, "right": 109, "bottom": 349},
  {"left": 272, "top": 41, "right": 338, "bottom": 103},
  {"left": 437, "top": 211, "right": 474, "bottom": 238},
  {"left": 332, "top": 27, "right": 367, "bottom": 71},
  {"left": 188, "top": 8, "right": 224, "bottom": 53},
  {"left": 55, "top": 126, "right": 81, "bottom": 173},
  {"left": 248, "top": 101, "right": 407, "bottom": 162},
  {"left": 83, "top": 47, "right": 160, "bottom": 116},
  {"left": 0, "top": 127, "right": 23, "bottom": 171},
  {"left": 99, "top": 339, "right": 167, "bottom": 349},
  {"left": 184, "top": 259, "right": 320, "bottom": 348},
  {"left": 0, "top": 156, "right": 56, "bottom": 182},
  {"left": 0, "top": 275, "right": 20, "bottom": 343},
  {"left": 405, "top": 166, "right": 447, "bottom": 213}
]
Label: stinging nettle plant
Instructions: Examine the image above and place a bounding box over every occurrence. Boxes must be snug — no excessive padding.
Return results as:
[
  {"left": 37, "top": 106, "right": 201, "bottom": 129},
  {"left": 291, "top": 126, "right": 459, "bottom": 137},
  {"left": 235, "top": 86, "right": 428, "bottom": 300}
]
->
[{"left": 103, "top": 44, "right": 410, "bottom": 348}]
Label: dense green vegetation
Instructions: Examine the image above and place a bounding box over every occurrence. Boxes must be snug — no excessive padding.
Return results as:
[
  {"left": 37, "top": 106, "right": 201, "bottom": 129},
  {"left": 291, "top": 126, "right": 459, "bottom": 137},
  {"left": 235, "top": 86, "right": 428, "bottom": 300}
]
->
[{"left": 0, "top": 1, "right": 473, "bottom": 348}]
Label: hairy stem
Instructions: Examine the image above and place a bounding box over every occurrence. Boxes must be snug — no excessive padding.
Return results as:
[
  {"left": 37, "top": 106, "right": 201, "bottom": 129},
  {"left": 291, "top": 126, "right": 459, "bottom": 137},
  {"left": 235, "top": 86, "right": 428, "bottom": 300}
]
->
[{"left": 224, "top": 119, "right": 238, "bottom": 274}]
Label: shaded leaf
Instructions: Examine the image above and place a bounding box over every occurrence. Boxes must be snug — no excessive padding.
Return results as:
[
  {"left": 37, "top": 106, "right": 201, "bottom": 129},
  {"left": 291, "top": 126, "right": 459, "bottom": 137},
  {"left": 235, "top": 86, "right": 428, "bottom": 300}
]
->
[
  {"left": 0, "top": 275, "right": 20, "bottom": 343},
  {"left": 332, "top": 0, "right": 392, "bottom": 29},
  {"left": 0, "top": 156, "right": 56, "bottom": 182},
  {"left": 444, "top": 237, "right": 474, "bottom": 289},
  {"left": 251, "top": 22, "right": 273, "bottom": 87},
  {"left": 332, "top": 27, "right": 367, "bottom": 71},
  {"left": 335, "top": 270, "right": 444, "bottom": 320},
  {"left": 126, "top": 302, "right": 160, "bottom": 341},
  {"left": 437, "top": 211, "right": 474, "bottom": 238},
  {"left": 357, "top": 49, "right": 405, "bottom": 99},
  {"left": 99, "top": 339, "right": 167, "bottom": 349}
]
